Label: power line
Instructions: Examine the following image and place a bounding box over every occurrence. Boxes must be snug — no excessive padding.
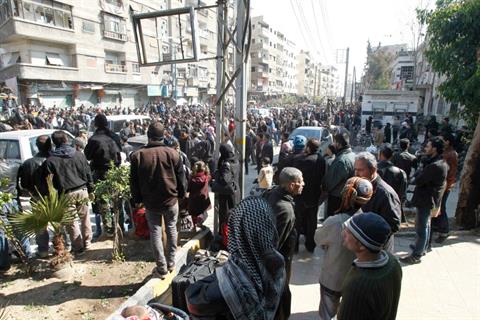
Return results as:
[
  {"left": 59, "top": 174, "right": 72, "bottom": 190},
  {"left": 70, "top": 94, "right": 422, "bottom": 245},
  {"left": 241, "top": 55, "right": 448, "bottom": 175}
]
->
[
  {"left": 295, "top": 0, "right": 320, "bottom": 56},
  {"left": 288, "top": 0, "right": 311, "bottom": 53},
  {"left": 310, "top": 0, "right": 330, "bottom": 64},
  {"left": 317, "top": 0, "right": 335, "bottom": 58}
]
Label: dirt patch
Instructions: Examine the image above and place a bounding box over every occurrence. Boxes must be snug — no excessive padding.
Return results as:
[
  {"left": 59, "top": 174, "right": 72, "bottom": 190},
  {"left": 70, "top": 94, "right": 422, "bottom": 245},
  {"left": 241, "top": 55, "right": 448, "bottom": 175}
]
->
[{"left": 0, "top": 237, "right": 158, "bottom": 320}]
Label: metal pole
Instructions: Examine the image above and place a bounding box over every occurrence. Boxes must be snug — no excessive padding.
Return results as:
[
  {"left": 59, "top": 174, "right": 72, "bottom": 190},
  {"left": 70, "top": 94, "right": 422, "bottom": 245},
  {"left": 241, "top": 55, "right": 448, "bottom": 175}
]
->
[
  {"left": 213, "top": 0, "right": 227, "bottom": 234},
  {"left": 343, "top": 47, "right": 349, "bottom": 108},
  {"left": 235, "top": 0, "right": 247, "bottom": 199},
  {"left": 350, "top": 66, "right": 355, "bottom": 105}
]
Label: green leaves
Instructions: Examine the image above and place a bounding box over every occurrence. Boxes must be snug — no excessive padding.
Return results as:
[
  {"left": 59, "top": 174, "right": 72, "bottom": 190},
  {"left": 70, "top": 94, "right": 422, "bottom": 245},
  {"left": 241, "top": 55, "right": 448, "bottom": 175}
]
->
[
  {"left": 423, "top": 0, "right": 480, "bottom": 128},
  {"left": 364, "top": 41, "right": 395, "bottom": 90},
  {"left": 94, "top": 162, "right": 131, "bottom": 204},
  {"left": 10, "top": 176, "right": 78, "bottom": 238}
]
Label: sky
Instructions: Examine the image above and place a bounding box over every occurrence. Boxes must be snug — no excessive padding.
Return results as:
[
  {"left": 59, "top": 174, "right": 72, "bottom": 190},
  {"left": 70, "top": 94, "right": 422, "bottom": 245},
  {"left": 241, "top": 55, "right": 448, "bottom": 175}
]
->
[{"left": 251, "top": 0, "right": 434, "bottom": 86}]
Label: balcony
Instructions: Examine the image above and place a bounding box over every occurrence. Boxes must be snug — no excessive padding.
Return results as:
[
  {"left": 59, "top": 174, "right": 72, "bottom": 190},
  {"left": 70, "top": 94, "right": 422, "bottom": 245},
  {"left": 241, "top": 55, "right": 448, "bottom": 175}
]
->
[
  {"left": 103, "top": 30, "right": 127, "bottom": 41},
  {"left": 0, "top": 63, "right": 78, "bottom": 82},
  {"left": 105, "top": 63, "right": 127, "bottom": 73},
  {"left": 0, "top": 17, "right": 75, "bottom": 44}
]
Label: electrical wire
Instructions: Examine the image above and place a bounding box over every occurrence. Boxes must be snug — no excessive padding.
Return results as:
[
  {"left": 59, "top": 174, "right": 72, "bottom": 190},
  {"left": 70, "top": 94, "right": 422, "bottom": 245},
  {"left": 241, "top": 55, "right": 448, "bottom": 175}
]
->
[
  {"left": 288, "top": 0, "right": 311, "bottom": 54},
  {"left": 310, "top": 0, "right": 330, "bottom": 64}
]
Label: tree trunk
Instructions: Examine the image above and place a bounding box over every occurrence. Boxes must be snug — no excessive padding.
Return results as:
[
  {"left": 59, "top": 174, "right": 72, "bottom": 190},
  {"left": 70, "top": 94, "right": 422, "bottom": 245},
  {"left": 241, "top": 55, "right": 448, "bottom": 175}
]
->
[
  {"left": 52, "top": 233, "right": 66, "bottom": 257},
  {"left": 455, "top": 114, "right": 480, "bottom": 229},
  {"left": 112, "top": 198, "right": 124, "bottom": 261},
  {"left": 51, "top": 232, "right": 72, "bottom": 267}
]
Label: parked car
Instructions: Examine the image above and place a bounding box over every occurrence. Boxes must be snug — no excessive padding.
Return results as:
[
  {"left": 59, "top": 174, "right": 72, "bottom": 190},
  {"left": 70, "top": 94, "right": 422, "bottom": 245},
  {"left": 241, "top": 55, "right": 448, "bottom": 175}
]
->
[
  {"left": 127, "top": 135, "right": 148, "bottom": 152},
  {"left": 0, "top": 129, "right": 74, "bottom": 194},
  {"left": 288, "top": 126, "right": 333, "bottom": 156},
  {"left": 89, "top": 115, "right": 151, "bottom": 136}
]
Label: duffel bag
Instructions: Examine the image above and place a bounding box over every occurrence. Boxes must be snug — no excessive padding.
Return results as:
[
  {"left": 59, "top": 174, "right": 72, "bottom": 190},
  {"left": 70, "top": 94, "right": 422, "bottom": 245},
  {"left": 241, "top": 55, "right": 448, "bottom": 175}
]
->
[{"left": 172, "top": 250, "right": 229, "bottom": 312}]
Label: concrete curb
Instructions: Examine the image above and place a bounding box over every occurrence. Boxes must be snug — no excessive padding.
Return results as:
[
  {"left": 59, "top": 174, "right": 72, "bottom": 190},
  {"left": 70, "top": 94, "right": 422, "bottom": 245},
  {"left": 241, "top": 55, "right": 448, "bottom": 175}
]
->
[{"left": 106, "top": 228, "right": 211, "bottom": 319}]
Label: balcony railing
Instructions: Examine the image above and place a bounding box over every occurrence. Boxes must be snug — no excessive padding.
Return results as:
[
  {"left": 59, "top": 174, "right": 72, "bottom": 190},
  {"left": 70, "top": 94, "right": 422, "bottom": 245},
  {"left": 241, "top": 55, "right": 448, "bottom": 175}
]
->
[
  {"left": 104, "top": 30, "right": 127, "bottom": 41},
  {"left": 105, "top": 63, "right": 127, "bottom": 73}
]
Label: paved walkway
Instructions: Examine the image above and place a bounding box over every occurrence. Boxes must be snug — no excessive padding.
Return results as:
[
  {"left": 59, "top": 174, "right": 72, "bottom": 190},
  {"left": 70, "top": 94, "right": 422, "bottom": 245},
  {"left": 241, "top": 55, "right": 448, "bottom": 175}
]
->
[
  {"left": 243, "top": 147, "right": 479, "bottom": 319},
  {"left": 289, "top": 233, "right": 480, "bottom": 319}
]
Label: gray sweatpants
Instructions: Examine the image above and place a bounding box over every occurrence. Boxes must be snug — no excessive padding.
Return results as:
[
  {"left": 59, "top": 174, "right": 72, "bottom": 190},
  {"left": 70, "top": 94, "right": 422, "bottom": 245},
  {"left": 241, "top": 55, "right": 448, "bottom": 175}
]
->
[
  {"left": 319, "top": 284, "right": 341, "bottom": 320},
  {"left": 146, "top": 204, "right": 178, "bottom": 274}
]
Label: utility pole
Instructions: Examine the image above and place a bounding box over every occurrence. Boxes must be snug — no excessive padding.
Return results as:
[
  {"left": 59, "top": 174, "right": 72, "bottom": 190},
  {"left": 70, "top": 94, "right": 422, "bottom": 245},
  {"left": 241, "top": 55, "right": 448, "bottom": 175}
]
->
[
  {"left": 350, "top": 66, "right": 356, "bottom": 105},
  {"left": 234, "top": 0, "right": 248, "bottom": 199},
  {"left": 342, "top": 47, "right": 349, "bottom": 108}
]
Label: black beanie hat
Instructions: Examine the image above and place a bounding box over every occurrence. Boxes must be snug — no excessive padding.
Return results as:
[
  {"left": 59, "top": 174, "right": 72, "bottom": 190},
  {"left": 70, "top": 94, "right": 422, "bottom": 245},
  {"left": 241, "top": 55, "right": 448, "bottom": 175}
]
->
[
  {"left": 344, "top": 212, "right": 391, "bottom": 252},
  {"left": 94, "top": 114, "right": 108, "bottom": 129}
]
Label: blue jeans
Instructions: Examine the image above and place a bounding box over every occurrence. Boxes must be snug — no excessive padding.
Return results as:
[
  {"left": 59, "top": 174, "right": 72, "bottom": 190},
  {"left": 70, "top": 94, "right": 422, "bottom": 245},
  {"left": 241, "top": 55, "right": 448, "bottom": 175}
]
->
[
  {"left": 413, "top": 206, "right": 431, "bottom": 257},
  {"left": 0, "top": 229, "right": 10, "bottom": 269},
  {"left": 146, "top": 204, "right": 178, "bottom": 274},
  {"left": 432, "top": 190, "right": 450, "bottom": 234}
]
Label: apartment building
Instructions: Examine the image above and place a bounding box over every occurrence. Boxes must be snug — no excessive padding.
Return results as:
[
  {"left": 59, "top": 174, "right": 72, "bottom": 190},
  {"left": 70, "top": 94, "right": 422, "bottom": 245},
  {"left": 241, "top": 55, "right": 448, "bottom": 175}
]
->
[
  {"left": 296, "top": 50, "right": 316, "bottom": 97},
  {"left": 317, "top": 65, "right": 339, "bottom": 99},
  {"left": 0, "top": 0, "right": 219, "bottom": 108},
  {"left": 391, "top": 49, "right": 415, "bottom": 90},
  {"left": 414, "top": 42, "right": 458, "bottom": 118},
  {"left": 249, "top": 16, "right": 297, "bottom": 99}
]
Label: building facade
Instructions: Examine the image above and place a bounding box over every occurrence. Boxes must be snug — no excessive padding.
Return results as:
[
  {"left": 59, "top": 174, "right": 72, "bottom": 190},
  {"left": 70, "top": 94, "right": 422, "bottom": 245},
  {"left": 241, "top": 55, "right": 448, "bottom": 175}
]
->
[
  {"left": 249, "top": 16, "right": 297, "bottom": 100},
  {"left": 0, "top": 0, "right": 219, "bottom": 108}
]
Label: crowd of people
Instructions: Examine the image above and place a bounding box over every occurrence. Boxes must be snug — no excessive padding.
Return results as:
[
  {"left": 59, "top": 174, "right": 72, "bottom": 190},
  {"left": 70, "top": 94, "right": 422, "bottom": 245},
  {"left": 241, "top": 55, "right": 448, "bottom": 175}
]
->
[{"left": 0, "top": 100, "right": 464, "bottom": 319}]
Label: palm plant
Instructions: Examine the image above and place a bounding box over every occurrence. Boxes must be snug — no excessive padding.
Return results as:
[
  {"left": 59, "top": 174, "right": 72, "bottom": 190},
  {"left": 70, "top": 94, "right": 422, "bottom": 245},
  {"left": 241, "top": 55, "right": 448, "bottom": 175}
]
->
[
  {"left": 10, "top": 175, "right": 78, "bottom": 267},
  {"left": 0, "top": 178, "right": 30, "bottom": 272}
]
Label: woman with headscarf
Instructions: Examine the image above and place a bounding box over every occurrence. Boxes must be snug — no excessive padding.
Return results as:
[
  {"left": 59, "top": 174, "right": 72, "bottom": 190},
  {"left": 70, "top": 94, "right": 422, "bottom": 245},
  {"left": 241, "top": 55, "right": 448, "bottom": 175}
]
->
[
  {"left": 314, "top": 177, "right": 374, "bottom": 320},
  {"left": 186, "top": 197, "right": 286, "bottom": 319},
  {"left": 211, "top": 142, "right": 240, "bottom": 245}
]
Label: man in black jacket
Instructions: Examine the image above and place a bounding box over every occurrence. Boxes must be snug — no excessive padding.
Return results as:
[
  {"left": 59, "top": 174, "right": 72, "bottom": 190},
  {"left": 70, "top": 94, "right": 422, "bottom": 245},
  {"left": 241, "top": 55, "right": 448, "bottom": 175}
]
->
[
  {"left": 43, "top": 131, "right": 94, "bottom": 255},
  {"left": 257, "top": 133, "right": 274, "bottom": 173},
  {"left": 401, "top": 137, "right": 448, "bottom": 264},
  {"left": 392, "top": 138, "right": 417, "bottom": 181},
  {"left": 265, "top": 167, "right": 304, "bottom": 320},
  {"left": 354, "top": 152, "right": 402, "bottom": 252},
  {"left": 84, "top": 113, "right": 121, "bottom": 236},
  {"left": 16, "top": 135, "right": 52, "bottom": 257},
  {"left": 378, "top": 145, "right": 407, "bottom": 205},
  {"left": 291, "top": 139, "right": 326, "bottom": 253}
]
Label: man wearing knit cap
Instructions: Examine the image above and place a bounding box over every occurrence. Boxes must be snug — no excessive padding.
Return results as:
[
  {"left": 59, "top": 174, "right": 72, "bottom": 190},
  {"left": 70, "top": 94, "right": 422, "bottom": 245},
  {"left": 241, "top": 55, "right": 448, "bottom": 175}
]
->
[
  {"left": 338, "top": 212, "right": 402, "bottom": 320},
  {"left": 315, "top": 177, "right": 373, "bottom": 320},
  {"left": 274, "top": 135, "right": 306, "bottom": 183}
]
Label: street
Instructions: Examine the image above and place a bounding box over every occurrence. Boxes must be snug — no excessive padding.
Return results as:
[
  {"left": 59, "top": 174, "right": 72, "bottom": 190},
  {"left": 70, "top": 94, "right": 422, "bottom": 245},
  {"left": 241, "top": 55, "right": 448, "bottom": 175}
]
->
[{"left": 240, "top": 150, "right": 480, "bottom": 320}]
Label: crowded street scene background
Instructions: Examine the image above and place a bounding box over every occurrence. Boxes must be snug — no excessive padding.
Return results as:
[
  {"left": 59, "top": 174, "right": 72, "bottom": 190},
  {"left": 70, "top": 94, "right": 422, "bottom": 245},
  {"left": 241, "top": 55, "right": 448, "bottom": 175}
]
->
[
  {"left": 0, "top": 0, "right": 478, "bottom": 317},
  {"left": 0, "top": 95, "right": 473, "bottom": 319}
]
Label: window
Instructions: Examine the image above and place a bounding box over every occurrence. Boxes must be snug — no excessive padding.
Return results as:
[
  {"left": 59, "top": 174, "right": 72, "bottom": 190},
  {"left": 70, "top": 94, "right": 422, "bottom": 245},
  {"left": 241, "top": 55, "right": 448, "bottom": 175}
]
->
[
  {"left": 400, "top": 66, "right": 414, "bottom": 81},
  {"left": 82, "top": 20, "right": 95, "bottom": 33},
  {"left": 20, "top": 0, "right": 73, "bottom": 29},
  {"left": 251, "top": 66, "right": 256, "bottom": 72},
  {"left": 6, "top": 141, "right": 20, "bottom": 160},
  {"left": 0, "top": 0, "right": 12, "bottom": 25},
  {"left": 132, "top": 62, "right": 140, "bottom": 73},
  {"left": 46, "top": 52, "right": 63, "bottom": 66},
  {"left": 103, "top": 13, "right": 127, "bottom": 41}
]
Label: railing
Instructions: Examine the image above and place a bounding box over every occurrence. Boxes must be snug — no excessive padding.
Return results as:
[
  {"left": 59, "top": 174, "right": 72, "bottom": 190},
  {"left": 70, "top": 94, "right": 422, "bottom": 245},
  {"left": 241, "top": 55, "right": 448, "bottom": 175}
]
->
[
  {"left": 105, "top": 63, "right": 127, "bottom": 73},
  {"left": 103, "top": 30, "right": 127, "bottom": 41}
]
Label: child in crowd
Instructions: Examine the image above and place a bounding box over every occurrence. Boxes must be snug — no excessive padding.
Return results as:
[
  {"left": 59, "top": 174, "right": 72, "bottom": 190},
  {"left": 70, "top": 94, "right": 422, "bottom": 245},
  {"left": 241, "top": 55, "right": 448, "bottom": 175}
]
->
[
  {"left": 188, "top": 161, "right": 211, "bottom": 227},
  {"left": 257, "top": 157, "right": 274, "bottom": 189}
]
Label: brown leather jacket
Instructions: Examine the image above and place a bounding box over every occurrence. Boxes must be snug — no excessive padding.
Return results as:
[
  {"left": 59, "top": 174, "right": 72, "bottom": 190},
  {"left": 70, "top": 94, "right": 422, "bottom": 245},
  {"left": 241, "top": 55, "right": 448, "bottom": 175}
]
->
[
  {"left": 443, "top": 147, "right": 458, "bottom": 191},
  {"left": 130, "top": 141, "right": 186, "bottom": 211}
]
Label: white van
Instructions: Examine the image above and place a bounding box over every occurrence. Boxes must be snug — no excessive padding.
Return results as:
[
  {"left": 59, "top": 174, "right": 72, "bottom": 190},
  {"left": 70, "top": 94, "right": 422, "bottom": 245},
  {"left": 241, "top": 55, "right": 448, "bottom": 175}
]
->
[{"left": 90, "top": 115, "right": 152, "bottom": 135}]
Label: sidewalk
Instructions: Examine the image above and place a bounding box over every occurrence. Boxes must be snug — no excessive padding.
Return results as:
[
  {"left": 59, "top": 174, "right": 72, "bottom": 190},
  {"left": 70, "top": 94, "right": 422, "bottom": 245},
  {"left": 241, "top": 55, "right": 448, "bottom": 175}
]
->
[{"left": 289, "top": 233, "right": 480, "bottom": 319}]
